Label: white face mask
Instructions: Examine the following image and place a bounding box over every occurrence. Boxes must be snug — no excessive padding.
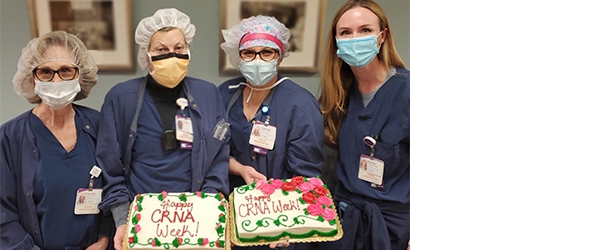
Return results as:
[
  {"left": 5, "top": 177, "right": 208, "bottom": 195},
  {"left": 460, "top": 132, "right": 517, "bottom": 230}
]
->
[
  {"left": 239, "top": 59, "right": 278, "bottom": 87},
  {"left": 34, "top": 78, "right": 81, "bottom": 110}
]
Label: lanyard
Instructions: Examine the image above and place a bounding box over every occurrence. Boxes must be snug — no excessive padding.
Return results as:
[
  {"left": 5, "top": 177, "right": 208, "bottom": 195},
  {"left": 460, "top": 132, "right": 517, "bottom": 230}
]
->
[
  {"left": 226, "top": 77, "right": 288, "bottom": 120},
  {"left": 130, "top": 77, "right": 192, "bottom": 133}
]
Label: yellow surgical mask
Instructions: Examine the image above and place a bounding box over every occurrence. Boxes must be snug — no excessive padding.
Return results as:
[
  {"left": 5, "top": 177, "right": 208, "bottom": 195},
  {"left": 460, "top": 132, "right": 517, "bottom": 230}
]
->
[{"left": 149, "top": 52, "right": 189, "bottom": 88}]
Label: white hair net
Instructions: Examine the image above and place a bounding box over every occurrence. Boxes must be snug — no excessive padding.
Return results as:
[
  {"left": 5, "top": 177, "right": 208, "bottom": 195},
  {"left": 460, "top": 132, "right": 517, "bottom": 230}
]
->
[
  {"left": 135, "top": 8, "right": 196, "bottom": 71},
  {"left": 220, "top": 15, "right": 290, "bottom": 69},
  {"left": 12, "top": 31, "right": 98, "bottom": 104}
]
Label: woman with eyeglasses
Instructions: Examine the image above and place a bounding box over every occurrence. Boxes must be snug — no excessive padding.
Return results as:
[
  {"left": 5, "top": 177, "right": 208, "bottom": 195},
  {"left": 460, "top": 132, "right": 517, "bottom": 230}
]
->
[
  {"left": 1, "top": 31, "right": 114, "bottom": 249},
  {"left": 95, "top": 8, "right": 230, "bottom": 249},
  {"left": 219, "top": 15, "right": 324, "bottom": 250}
]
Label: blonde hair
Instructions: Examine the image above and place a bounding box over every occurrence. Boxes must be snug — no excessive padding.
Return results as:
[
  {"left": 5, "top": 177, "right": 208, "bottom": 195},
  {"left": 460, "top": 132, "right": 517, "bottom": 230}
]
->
[{"left": 319, "top": 0, "right": 405, "bottom": 146}]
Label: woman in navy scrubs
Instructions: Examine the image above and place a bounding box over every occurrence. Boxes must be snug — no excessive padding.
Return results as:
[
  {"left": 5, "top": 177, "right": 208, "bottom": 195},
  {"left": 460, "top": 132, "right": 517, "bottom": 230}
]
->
[
  {"left": 319, "top": 0, "right": 410, "bottom": 249},
  {"left": 1, "top": 31, "right": 113, "bottom": 249},
  {"left": 219, "top": 15, "right": 324, "bottom": 250}
]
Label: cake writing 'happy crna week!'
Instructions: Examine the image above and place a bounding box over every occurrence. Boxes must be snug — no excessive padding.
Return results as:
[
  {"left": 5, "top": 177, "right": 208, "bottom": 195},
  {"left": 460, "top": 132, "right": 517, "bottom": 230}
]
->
[
  {"left": 230, "top": 176, "right": 342, "bottom": 246},
  {"left": 124, "top": 192, "right": 228, "bottom": 250}
]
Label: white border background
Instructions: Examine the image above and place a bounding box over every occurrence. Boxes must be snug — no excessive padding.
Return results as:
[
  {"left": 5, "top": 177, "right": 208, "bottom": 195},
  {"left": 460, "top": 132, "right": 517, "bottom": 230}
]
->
[{"left": 413, "top": 0, "right": 597, "bottom": 249}]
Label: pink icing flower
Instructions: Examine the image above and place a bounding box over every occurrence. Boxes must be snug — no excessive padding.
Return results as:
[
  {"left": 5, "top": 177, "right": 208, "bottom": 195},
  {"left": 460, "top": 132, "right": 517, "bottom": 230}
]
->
[
  {"left": 161, "top": 191, "right": 168, "bottom": 198},
  {"left": 134, "top": 205, "right": 139, "bottom": 211},
  {"left": 261, "top": 184, "right": 275, "bottom": 195},
  {"left": 134, "top": 224, "right": 141, "bottom": 233},
  {"left": 255, "top": 179, "right": 267, "bottom": 189},
  {"left": 316, "top": 196, "right": 332, "bottom": 207},
  {"left": 298, "top": 182, "right": 315, "bottom": 192},
  {"left": 201, "top": 238, "right": 209, "bottom": 246},
  {"left": 271, "top": 179, "right": 283, "bottom": 188},
  {"left": 308, "top": 178, "right": 323, "bottom": 187},
  {"left": 307, "top": 203, "right": 324, "bottom": 216},
  {"left": 196, "top": 191, "right": 201, "bottom": 197},
  {"left": 151, "top": 239, "right": 156, "bottom": 246},
  {"left": 321, "top": 208, "right": 335, "bottom": 221}
]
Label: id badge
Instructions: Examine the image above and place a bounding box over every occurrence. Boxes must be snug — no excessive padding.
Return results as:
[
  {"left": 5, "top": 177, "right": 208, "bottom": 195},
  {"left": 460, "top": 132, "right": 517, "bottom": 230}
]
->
[
  {"left": 74, "top": 188, "right": 102, "bottom": 215},
  {"left": 357, "top": 154, "right": 385, "bottom": 185},
  {"left": 175, "top": 115, "right": 193, "bottom": 142},
  {"left": 249, "top": 121, "right": 276, "bottom": 150}
]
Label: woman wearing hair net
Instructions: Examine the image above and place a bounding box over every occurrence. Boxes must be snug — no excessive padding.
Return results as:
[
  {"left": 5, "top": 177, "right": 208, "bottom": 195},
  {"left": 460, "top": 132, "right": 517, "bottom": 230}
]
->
[
  {"left": 219, "top": 15, "right": 323, "bottom": 250},
  {"left": 0, "top": 31, "right": 114, "bottom": 249},
  {"left": 95, "top": 8, "right": 230, "bottom": 249}
]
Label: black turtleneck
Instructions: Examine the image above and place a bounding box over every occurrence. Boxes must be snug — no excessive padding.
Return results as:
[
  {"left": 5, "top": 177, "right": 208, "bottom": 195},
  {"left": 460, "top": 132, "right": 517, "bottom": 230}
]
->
[{"left": 146, "top": 74, "right": 183, "bottom": 130}]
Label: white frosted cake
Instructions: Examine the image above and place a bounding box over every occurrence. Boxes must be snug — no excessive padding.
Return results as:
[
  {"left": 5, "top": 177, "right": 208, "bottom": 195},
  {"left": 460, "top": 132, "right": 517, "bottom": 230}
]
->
[
  {"left": 125, "top": 192, "right": 227, "bottom": 250},
  {"left": 230, "top": 176, "right": 341, "bottom": 245}
]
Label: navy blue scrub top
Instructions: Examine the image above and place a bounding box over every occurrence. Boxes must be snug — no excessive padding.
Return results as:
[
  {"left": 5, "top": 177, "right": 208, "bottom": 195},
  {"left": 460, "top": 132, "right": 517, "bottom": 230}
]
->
[
  {"left": 127, "top": 90, "right": 192, "bottom": 196},
  {"left": 30, "top": 111, "right": 99, "bottom": 249}
]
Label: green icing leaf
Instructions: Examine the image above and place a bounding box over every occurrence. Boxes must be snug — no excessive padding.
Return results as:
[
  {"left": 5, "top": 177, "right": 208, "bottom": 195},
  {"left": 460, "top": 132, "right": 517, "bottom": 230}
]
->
[
  {"left": 299, "top": 197, "right": 306, "bottom": 205},
  {"left": 304, "top": 210, "right": 309, "bottom": 216},
  {"left": 130, "top": 227, "right": 135, "bottom": 234},
  {"left": 329, "top": 219, "right": 337, "bottom": 226},
  {"left": 137, "top": 204, "right": 143, "bottom": 212},
  {"left": 218, "top": 204, "right": 225, "bottom": 212},
  {"left": 172, "top": 238, "right": 179, "bottom": 247},
  {"left": 218, "top": 240, "right": 225, "bottom": 248},
  {"left": 317, "top": 216, "right": 324, "bottom": 222},
  {"left": 282, "top": 190, "right": 289, "bottom": 196},
  {"left": 295, "top": 188, "right": 302, "bottom": 194},
  {"left": 178, "top": 193, "right": 187, "bottom": 202},
  {"left": 256, "top": 220, "right": 263, "bottom": 227},
  {"left": 201, "top": 191, "right": 207, "bottom": 198},
  {"left": 219, "top": 214, "right": 226, "bottom": 223},
  {"left": 154, "top": 237, "right": 161, "bottom": 246},
  {"left": 137, "top": 196, "right": 144, "bottom": 203},
  {"left": 132, "top": 216, "right": 138, "bottom": 225},
  {"left": 158, "top": 194, "right": 164, "bottom": 201},
  {"left": 216, "top": 225, "right": 224, "bottom": 234},
  {"left": 215, "top": 193, "right": 222, "bottom": 201},
  {"left": 274, "top": 219, "right": 281, "bottom": 226}
]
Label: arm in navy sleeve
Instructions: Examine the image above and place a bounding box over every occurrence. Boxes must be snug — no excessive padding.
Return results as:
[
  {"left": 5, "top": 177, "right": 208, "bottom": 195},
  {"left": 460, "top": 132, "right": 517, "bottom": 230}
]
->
[
  {"left": 200, "top": 88, "right": 231, "bottom": 196},
  {"left": 0, "top": 126, "right": 37, "bottom": 249},
  {"left": 96, "top": 97, "right": 131, "bottom": 217},
  {"left": 286, "top": 98, "right": 324, "bottom": 178}
]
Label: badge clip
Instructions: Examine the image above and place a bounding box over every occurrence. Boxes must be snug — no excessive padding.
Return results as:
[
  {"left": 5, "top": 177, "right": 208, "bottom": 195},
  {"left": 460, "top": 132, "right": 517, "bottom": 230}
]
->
[{"left": 363, "top": 135, "right": 377, "bottom": 157}]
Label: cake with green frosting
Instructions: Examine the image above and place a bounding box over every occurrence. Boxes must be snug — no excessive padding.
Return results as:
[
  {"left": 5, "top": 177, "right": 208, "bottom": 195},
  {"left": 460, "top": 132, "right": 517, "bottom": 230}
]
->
[
  {"left": 124, "top": 192, "right": 227, "bottom": 250},
  {"left": 231, "top": 176, "right": 341, "bottom": 245}
]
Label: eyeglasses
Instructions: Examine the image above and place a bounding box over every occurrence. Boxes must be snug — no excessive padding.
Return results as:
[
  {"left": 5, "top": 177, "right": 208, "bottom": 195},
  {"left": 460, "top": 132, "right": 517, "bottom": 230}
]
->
[
  {"left": 149, "top": 44, "right": 188, "bottom": 56},
  {"left": 239, "top": 48, "right": 279, "bottom": 62},
  {"left": 33, "top": 67, "right": 79, "bottom": 82}
]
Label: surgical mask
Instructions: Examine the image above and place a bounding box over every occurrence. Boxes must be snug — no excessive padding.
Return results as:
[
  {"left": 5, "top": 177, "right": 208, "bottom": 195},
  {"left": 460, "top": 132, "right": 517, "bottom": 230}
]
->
[
  {"left": 336, "top": 32, "right": 382, "bottom": 68},
  {"left": 239, "top": 59, "right": 278, "bottom": 87},
  {"left": 34, "top": 78, "right": 81, "bottom": 110},
  {"left": 149, "top": 52, "right": 189, "bottom": 88}
]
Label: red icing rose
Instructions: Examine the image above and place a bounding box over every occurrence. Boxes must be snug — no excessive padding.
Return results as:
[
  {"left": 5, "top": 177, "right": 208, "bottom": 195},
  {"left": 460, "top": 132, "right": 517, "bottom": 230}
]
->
[
  {"left": 302, "top": 192, "right": 317, "bottom": 204},
  {"left": 313, "top": 186, "right": 328, "bottom": 196},
  {"left": 135, "top": 214, "right": 141, "bottom": 221},
  {"left": 291, "top": 176, "right": 304, "bottom": 185},
  {"left": 281, "top": 182, "right": 297, "bottom": 191},
  {"left": 128, "top": 237, "right": 135, "bottom": 244},
  {"left": 307, "top": 203, "right": 324, "bottom": 216},
  {"left": 271, "top": 179, "right": 283, "bottom": 188},
  {"left": 177, "top": 238, "right": 183, "bottom": 245},
  {"left": 321, "top": 208, "right": 335, "bottom": 221},
  {"left": 261, "top": 184, "right": 276, "bottom": 195}
]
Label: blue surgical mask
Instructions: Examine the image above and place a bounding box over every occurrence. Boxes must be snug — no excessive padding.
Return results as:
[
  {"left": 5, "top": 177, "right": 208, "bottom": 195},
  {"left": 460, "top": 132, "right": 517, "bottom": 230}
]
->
[
  {"left": 336, "top": 32, "right": 382, "bottom": 68},
  {"left": 239, "top": 59, "right": 278, "bottom": 87}
]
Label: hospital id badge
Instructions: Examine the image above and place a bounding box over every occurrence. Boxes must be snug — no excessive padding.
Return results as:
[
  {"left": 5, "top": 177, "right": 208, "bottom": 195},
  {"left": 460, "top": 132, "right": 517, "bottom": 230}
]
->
[
  {"left": 74, "top": 188, "right": 102, "bottom": 215},
  {"left": 357, "top": 154, "right": 385, "bottom": 185},
  {"left": 249, "top": 121, "right": 276, "bottom": 150},
  {"left": 175, "top": 115, "right": 193, "bottom": 142}
]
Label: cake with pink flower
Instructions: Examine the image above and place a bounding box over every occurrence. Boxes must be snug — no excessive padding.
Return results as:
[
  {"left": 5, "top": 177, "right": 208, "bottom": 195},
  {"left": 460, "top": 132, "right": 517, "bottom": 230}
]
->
[
  {"left": 230, "top": 176, "right": 342, "bottom": 246},
  {"left": 124, "top": 191, "right": 228, "bottom": 250}
]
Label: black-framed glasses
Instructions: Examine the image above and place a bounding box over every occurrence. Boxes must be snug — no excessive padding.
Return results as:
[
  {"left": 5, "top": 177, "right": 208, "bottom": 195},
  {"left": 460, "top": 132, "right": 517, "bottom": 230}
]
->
[
  {"left": 33, "top": 67, "right": 79, "bottom": 82},
  {"left": 239, "top": 48, "right": 279, "bottom": 62}
]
